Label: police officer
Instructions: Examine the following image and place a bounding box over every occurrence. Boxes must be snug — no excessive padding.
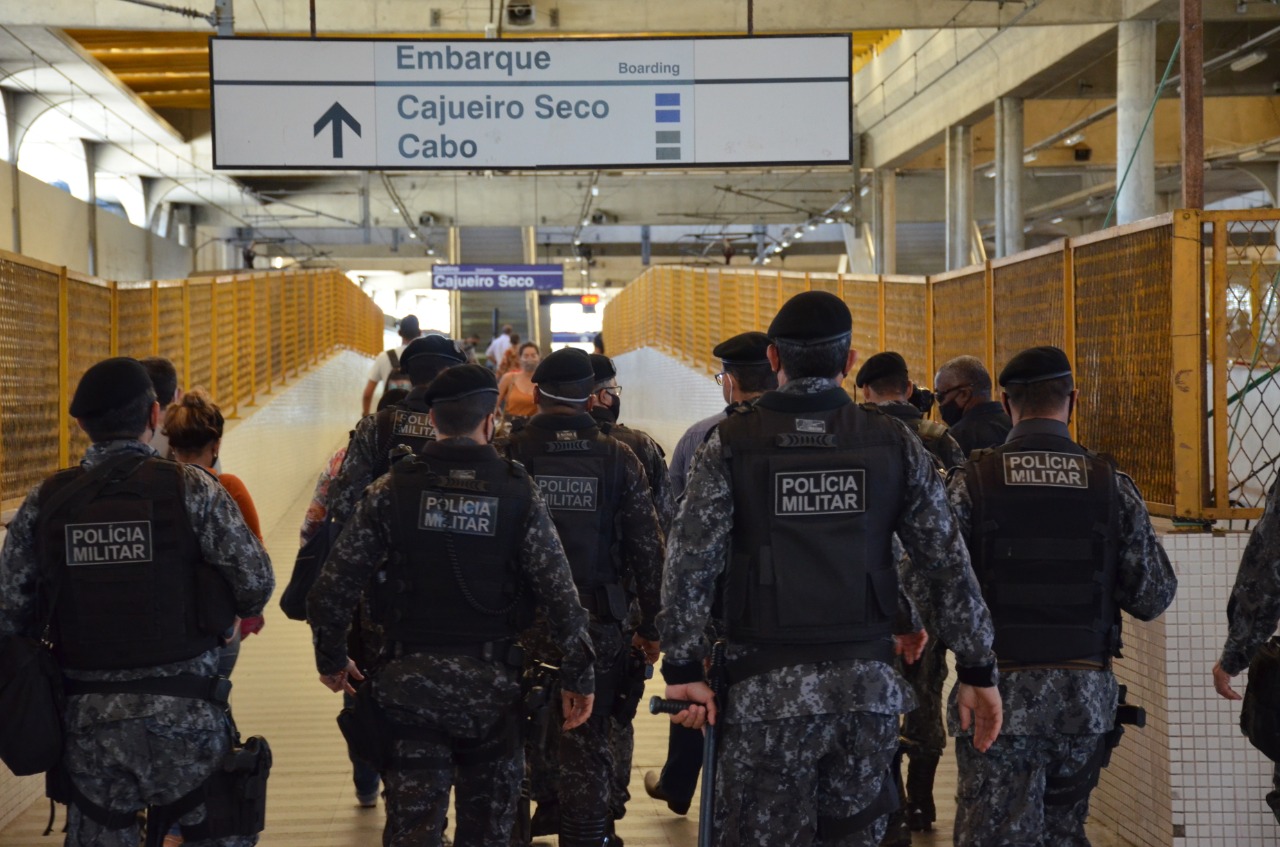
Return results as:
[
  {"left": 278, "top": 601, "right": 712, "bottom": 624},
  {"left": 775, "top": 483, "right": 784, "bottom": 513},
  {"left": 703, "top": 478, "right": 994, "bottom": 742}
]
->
[
  {"left": 660, "top": 291, "right": 1002, "bottom": 846},
  {"left": 502, "top": 348, "right": 664, "bottom": 847},
  {"left": 946, "top": 345, "right": 1176, "bottom": 846},
  {"left": 307, "top": 364, "right": 595, "bottom": 847},
  {"left": 0, "top": 357, "right": 273, "bottom": 847},
  {"left": 667, "top": 332, "right": 777, "bottom": 499},
  {"left": 588, "top": 353, "right": 674, "bottom": 532},
  {"left": 1215, "top": 479, "right": 1280, "bottom": 819},
  {"left": 327, "top": 334, "right": 467, "bottom": 526},
  {"left": 855, "top": 350, "right": 963, "bottom": 841},
  {"left": 934, "top": 355, "right": 1012, "bottom": 456}
]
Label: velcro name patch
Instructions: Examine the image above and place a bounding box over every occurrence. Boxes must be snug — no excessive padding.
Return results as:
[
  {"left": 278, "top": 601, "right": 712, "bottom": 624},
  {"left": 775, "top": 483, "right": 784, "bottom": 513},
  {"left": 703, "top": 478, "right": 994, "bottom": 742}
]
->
[
  {"left": 1002, "top": 452, "right": 1088, "bottom": 488},
  {"left": 774, "top": 469, "right": 864, "bottom": 515},
  {"left": 392, "top": 409, "right": 434, "bottom": 439},
  {"left": 536, "top": 475, "right": 598, "bottom": 510},
  {"left": 419, "top": 492, "right": 499, "bottom": 535},
  {"left": 65, "top": 521, "right": 153, "bottom": 566}
]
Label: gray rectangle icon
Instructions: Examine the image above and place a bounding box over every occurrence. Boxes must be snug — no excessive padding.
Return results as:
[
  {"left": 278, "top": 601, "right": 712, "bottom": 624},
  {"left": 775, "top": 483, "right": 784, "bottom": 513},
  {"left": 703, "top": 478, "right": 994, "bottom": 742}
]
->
[
  {"left": 655, "top": 147, "right": 682, "bottom": 160},
  {"left": 655, "top": 131, "right": 682, "bottom": 144}
]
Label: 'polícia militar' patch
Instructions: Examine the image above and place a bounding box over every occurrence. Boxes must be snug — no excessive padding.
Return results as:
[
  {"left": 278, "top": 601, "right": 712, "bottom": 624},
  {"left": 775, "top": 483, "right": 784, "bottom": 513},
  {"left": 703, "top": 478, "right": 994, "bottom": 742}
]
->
[
  {"left": 1002, "top": 451, "right": 1088, "bottom": 488},
  {"left": 773, "top": 469, "right": 864, "bottom": 516},
  {"left": 392, "top": 409, "right": 434, "bottom": 439},
  {"left": 418, "top": 491, "right": 499, "bottom": 536},
  {"left": 65, "top": 521, "right": 153, "bottom": 566},
  {"left": 795, "top": 419, "right": 827, "bottom": 434},
  {"left": 536, "top": 475, "right": 598, "bottom": 510}
]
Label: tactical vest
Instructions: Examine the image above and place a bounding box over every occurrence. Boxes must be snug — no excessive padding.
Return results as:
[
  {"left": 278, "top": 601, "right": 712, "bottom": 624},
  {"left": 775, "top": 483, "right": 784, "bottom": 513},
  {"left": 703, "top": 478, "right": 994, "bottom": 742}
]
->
[
  {"left": 374, "top": 392, "right": 436, "bottom": 478},
  {"left": 505, "top": 419, "right": 624, "bottom": 591},
  {"left": 719, "top": 393, "right": 904, "bottom": 653},
  {"left": 963, "top": 432, "right": 1121, "bottom": 665},
  {"left": 37, "top": 456, "right": 232, "bottom": 670},
  {"left": 377, "top": 444, "right": 534, "bottom": 646}
]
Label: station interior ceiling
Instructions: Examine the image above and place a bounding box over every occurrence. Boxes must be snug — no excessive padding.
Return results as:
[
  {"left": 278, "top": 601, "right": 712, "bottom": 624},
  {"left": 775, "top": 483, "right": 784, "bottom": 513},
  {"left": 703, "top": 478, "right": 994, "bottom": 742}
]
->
[{"left": 2, "top": 0, "right": 1279, "bottom": 284}]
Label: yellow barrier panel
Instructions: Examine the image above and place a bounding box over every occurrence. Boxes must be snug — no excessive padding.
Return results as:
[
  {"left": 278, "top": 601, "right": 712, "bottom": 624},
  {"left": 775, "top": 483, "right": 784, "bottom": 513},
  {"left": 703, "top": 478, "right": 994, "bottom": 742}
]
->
[
  {"left": 603, "top": 211, "right": 1280, "bottom": 522},
  {"left": 0, "top": 252, "right": 382, "bottom": 507}
]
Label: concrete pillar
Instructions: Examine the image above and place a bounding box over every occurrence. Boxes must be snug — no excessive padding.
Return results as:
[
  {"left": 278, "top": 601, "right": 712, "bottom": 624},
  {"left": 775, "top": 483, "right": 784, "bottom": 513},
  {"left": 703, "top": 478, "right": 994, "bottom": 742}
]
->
[
  {"left": 1116, "top": 20, "right": 1157, "bottom": 224},
  {"left": 83, "top": 140, "right": 98, "bottom": 277},
  {"left": 2, "top": 90, "right": 21, "bottom": 253},
  {"left": 872, "top": 169, "right": 896, "bottom": 275},
  {"left": 995, "top": 97, "right": 1024, "bottom": 258},
  {"left": 946, "top": 125, "right": 974, "bottom": 270}
]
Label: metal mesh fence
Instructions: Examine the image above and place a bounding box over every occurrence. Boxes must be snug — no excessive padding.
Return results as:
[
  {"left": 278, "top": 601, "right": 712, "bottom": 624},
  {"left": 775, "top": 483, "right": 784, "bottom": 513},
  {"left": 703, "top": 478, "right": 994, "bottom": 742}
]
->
[
  {"left": 1071, "top": 223, "right": 1175, "bottom": 510},
  {"left": 0, "top": 252, "right": 381, "bottom": 504},
  {"left": 931, "top": 270, "right": 987, "bottom": 369},
  {"left": 884, "top": 279, "right": 929, "bottom": 379},
  {"left": 992, "top": 249, "right": 1066, "bottom": 369},
  {"left": 845, "top": 277, "right": 880, "bottom": 360}
]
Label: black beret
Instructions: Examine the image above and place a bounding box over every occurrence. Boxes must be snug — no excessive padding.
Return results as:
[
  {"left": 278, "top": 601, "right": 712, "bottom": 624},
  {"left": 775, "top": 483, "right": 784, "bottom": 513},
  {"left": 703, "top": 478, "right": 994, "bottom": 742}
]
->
[
  {"left": 589, "top": 354, "right": 617, "bottom": 382},
  {"left": 422, "top": 364, "right": 498, "bottom": 406},
  {"left": 400, "top": 334, "right": 466, "bottom": 370},
  {"left": 70, "top": 357, "right": 155, "bottom": 418},
  {"left": 713, "top": 331, "right": 771, "bottom": 366},
  {"left": 998, "top": 345, "right": 1074, "bottom": 386},
  {"left": 767, "top": 291, "right": 852, "bottom": 346},
  {"left": 532, "top": 348, "right": 595, "bottom": 401},
  {"left": 855, "top": 351, "right": 909, "bottom": 388},
  {"left": 398, "top": 314, "right": 420, "bottom": 336}
]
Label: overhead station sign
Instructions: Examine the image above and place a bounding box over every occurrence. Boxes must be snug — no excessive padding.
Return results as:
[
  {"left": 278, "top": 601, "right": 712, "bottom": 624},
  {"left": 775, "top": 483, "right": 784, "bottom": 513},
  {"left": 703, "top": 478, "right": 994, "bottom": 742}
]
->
[
  {"left": 210, "top": 36, "right": 851, "bottom": 170},
  {"left": 431, "top": 264, "right": 564, "bottom": 291}
]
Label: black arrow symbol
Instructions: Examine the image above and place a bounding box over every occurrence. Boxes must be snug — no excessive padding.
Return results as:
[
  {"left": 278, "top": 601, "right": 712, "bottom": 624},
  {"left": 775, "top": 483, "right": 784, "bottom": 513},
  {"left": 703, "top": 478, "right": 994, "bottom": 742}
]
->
[{"left": 313, "top": 102, "right": 361, "bottom": 159}]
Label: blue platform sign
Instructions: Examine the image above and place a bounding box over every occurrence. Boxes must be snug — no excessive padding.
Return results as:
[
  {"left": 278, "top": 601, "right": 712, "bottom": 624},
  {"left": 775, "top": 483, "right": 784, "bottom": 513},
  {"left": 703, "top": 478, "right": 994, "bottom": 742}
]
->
[{"left": 431, "top": 264, "right": 563, "bottom": 291}]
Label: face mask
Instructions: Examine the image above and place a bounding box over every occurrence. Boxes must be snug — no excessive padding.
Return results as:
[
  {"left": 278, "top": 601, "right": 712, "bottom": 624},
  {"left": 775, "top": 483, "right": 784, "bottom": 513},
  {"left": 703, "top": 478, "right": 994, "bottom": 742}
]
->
[
  {"left": 596, "top": 395, "right": 620, "bottom": 423},
  {"left": 940, "top": 400, "right": 963, "bottom": 426}
]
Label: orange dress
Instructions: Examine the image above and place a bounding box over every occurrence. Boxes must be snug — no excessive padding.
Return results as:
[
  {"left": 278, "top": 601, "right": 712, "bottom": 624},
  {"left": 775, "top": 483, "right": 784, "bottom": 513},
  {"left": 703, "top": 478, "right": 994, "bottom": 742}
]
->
[{"left": 504, "top": 375, "right": 538, "bottom": 417}]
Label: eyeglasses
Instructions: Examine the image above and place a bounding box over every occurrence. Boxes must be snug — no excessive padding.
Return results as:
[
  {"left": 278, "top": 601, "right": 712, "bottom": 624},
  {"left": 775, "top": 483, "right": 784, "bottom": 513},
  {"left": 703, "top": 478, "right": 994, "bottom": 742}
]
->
[
  {"left": 935, "top": 383, "right": 972, "bottom": 403},
  {"left": 714, "top": 372, "right": 728, "bottom": 386},
  {"left": 602, "top": 385, "right": 622, "bottom": 397}
]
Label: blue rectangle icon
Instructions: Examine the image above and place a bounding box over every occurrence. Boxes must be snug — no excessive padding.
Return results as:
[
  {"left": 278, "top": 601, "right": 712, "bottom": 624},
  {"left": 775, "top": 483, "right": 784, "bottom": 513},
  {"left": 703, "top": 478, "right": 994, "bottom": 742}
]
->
[
  {"left": 431, "top": 265, "right": 564, "bottom": 291},
  {"left": 655, "top": 110, "right": 681, "bottom": 123},
  {"left": 655, "top": 93, "right": 681, "bottom": 106}
]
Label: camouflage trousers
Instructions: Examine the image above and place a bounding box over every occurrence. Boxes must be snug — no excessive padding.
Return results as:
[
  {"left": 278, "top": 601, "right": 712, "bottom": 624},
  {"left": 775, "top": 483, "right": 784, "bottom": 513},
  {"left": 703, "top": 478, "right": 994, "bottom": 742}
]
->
[
  {"left": 954, "top": 731, "right": 1102, "bottom": 847},
  {"left": 63, "top": 712, "right": 255, "bottom": 847},
  {"left": 609, "top": 717, "right": 635, "bottom": 820},
  {"left": 383, "top": 737, "right": 523, "bottom": 847},
  {"left": 714, "top": 711, "right": 898, "bottom": 847},
  {"left": 899, "top": 639, "right": 947, "bottom": 757}
]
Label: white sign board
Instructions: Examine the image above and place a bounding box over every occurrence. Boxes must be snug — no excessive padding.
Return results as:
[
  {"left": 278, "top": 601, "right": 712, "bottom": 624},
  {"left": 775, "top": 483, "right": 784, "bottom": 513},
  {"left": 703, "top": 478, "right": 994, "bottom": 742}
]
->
[{"left": 210, "top": 36, "right": 850, "bottom": 170}]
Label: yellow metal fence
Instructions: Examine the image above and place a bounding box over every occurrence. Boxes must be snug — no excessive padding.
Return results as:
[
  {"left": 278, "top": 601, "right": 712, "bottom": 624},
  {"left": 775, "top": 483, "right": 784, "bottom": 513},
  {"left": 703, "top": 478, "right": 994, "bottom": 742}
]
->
[
  {"left": 0, "top": 249, "right": 383, "bottom": 505},
  {"left": 603, "top": 210, "right": 1280, "bottom": 523}
]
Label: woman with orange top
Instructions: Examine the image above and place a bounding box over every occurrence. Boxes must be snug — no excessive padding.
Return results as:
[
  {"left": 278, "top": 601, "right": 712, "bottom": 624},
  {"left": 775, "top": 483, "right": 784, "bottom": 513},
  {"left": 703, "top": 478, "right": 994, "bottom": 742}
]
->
[
  {"left": 497, "top": 341, "right": 541, "bottom": 421},
  {"left": 163, "top": 388, "right": 267, "bottom": 678}
]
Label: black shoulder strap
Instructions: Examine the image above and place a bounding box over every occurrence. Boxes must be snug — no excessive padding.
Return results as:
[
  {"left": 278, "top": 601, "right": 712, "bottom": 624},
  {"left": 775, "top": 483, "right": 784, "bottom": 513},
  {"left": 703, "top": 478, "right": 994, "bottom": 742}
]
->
[
  {"left": 35, "top": 453, "right": 150, "bottom": 638},
  {"left": 387, "top": 349, "right": 400, "bottom": 370}
]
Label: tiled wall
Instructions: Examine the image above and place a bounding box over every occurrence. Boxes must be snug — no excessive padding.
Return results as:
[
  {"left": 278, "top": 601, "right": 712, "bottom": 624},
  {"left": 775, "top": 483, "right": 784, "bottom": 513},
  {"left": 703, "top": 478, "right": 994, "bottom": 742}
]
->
[
  {"left": 0, "top": 350, "right": 371, "bottom": 831},
  {"left": 1163, "top": 531, "right": 1279, "bottom": 846},
  {"left": 613, "top": 348, "right": 725, "bottom": 455}
]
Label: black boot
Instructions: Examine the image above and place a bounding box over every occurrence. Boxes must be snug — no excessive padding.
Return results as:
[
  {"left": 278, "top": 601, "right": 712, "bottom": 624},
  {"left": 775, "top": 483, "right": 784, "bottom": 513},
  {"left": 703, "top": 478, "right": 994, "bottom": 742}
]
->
[
  {"left": 878, "top": 743, "right": 910, "bottom": 847},
  {"left": 558, "top": 816, "right": 611, "bottom": 847},
  {"left": 906, "top": 755, "right": 939, "bottom": 832}
]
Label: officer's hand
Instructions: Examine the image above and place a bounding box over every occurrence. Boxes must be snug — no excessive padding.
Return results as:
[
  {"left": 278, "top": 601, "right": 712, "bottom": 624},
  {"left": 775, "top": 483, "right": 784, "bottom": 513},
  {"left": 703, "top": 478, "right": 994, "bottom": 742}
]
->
[
  {"left": 1213, "top": 662, "right": 1243, "bottom": 701},
  {"left": 665, "top": 682, "right": 716, "bottom": 730},
  {"left": 561, "top": 690, "right": 595, "bottom": 731},
  {"left": 957, "top": 683, "right": 1002, "bottom": 753},
  {"left": 894, "top": 629, "right": 929, "bottom": 665},
  {"left": 632, "top": 633, "right": 661, "bottom": 665},
  {"left": 318, "top": 658, "right": 365, "bottom": 695}
]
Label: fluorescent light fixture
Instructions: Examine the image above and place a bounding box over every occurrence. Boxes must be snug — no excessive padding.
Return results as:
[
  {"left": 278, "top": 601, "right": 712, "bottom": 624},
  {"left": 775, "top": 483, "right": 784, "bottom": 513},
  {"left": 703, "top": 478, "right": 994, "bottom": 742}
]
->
[
  {"left": 1230, "top": 50, "right": 1267, "bottom": 73},
  {"left": 1023, "top": 224, "right": 1033, "bottom": 233},
  {"left": 573, "top": 238, "right": 582, "bottom": 245},
  {"left": 271, "top": 256, "right": 285, "bottom": 269},
  {"left": 1239, "top": 149, "right": 1264, "bottom": 161},
  {"left": 580, "top": 269, "right": 588, "bottom": 276},
  {"left": 794, "top": 230, "right": 805, "bottom": 239},
  {"left": 590, "top": 186, "right": 600, "bottom": 196},
  {"left": 1023, "top": 151, "right": 1038, "bottom": 164},
  {"left": 427, "top": 247, "right": 436, "bottom": 255},
  {"left": 1064, "top": 132, "right": 1086, "bottom": 146},
  {"left": 408, "top": 231, "right": 417, "bottom": 238},
  {"left": 843, "top": 202, "right": 855, "bottom": 212},
  {"left": 984, "top": 168, "right": 997, "bottom": 178},
  {"left": 807, "top": 222, "right": 817, "bottom": 231},
  {"left": 762, "top": 257, "right": 771, "bottom": 265},
  {"left": 825, "top": 216, "right": 835, "bottom": 224},
  {"left": 1051, "top": 216, "right": 1065, "bottom": 224},
  {"left": 858, "top": 187, "right": 869, "bottom": 198},
  {"left": 781, "top": 239, "right": 791, "bottom": 248},
  {"left": 582, "top": 218, "right": 590, "bottom": 226}
]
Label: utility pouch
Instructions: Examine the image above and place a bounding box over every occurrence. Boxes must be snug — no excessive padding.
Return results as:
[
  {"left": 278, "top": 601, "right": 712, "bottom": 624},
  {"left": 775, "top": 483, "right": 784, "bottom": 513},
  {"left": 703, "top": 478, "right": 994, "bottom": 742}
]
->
[
  {"left": 337, "top": 676, "right": 388, "bottom": 771},
  {"left": 603, "top": 583, "right": 630, "bottom": 623},
  {"left": 1243, "top": 637, "right": 1280, "bottom": 761},
  {"left": 613, "top": 646, "right": 652, "bottom": 722},
  {"left": 0, "top": 634, "right": 65, "bottom": 776},
  {"left": 521, "top": 664, "right": 559, "bottom": 751}
]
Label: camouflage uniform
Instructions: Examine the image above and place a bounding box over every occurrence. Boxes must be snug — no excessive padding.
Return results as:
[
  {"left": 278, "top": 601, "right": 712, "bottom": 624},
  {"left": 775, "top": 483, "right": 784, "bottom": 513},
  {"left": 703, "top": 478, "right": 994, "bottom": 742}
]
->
[
  {"left": 659, "top": 377, "right": 997, "bottom": 847},
  {"left": 946, "top": 419, "right": 1176, "bottom": 847},
  {"left": 308, "top": 437, "right": 594, "bottom": 847},
  {"left": 0, "top": 440, "right": 274, "bottom": 847},
  {"left": 502, "top": 413, "right": 665, "bottom": 844},
  {"left": 1220, "top": 478, "right": 1280, "bottom": 817},
  {"left": 327, "top": 402, "right": 437, "bottom": 526}
]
